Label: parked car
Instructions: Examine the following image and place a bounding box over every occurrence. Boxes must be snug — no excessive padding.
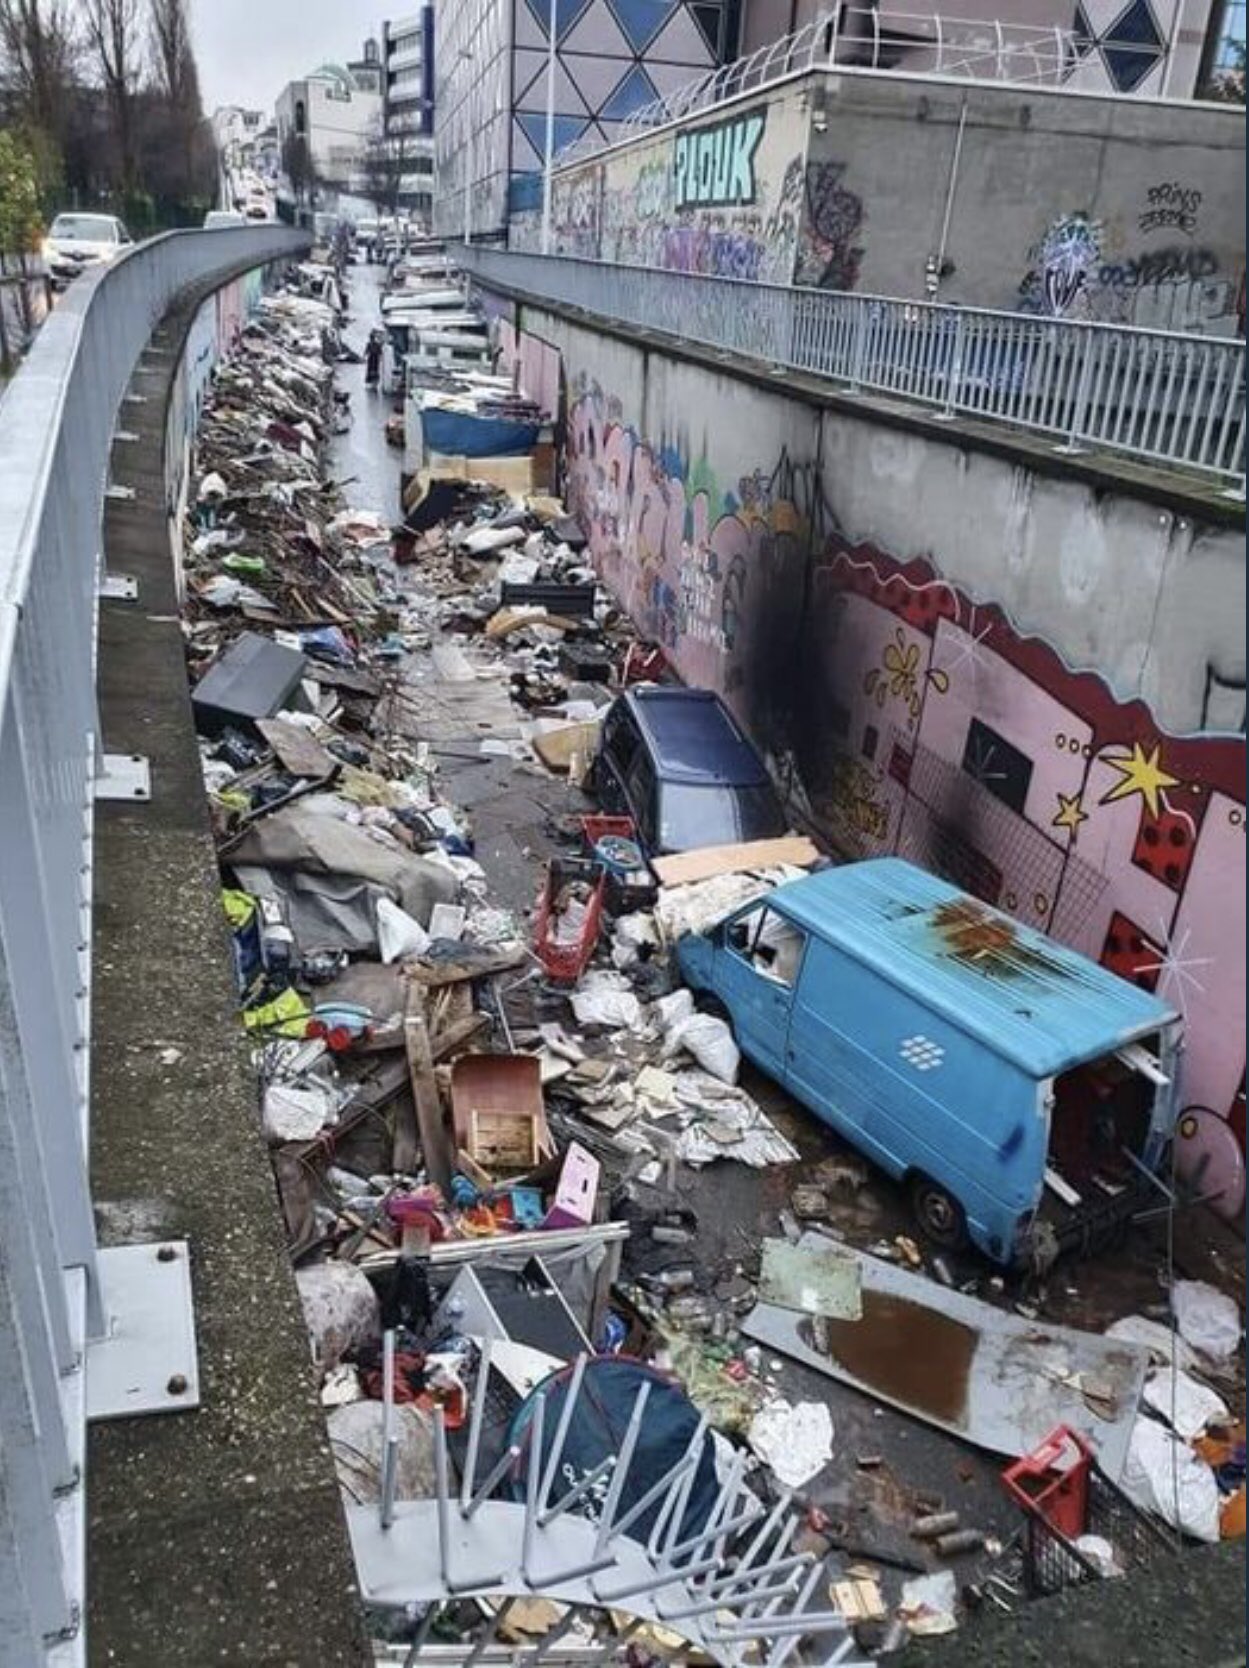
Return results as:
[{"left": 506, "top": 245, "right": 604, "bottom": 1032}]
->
[
  {"left": 42, "top": 213, "right": 132, "bottom": 287},
  {"left": 591, "top": 687, "right": 787, "bottom": 856},
  {"left": 677, "top": 857, "right": 1180, "bottom": 1265},
  {"left": 203, "top": 209, "right": 246, "bottom": 229}
]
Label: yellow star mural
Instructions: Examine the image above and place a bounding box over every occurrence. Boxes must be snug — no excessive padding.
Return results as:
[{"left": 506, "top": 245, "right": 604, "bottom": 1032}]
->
[
  {"left": 1099, "top": 742, "right": 1181, "bottom": 820},
  {"left": 1052, "top": 792, "right": 1088, "bottom": 836}
]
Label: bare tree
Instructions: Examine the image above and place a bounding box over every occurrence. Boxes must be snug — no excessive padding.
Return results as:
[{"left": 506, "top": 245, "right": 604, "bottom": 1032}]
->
[
  {"left": 81, "top": 0, "right": 141, "bottom": 191},
  {"left": 360, "top": 118, "right": 414, "bottom": 220},
  {"left": 0, "top": 0, "right": 79, "bottom": 149},
  {"left": 149, "top": 0, "right": 193, "bottom": 103},
  {"left": 147, "top": 0, "right": 211, "bottom": 206},
  {"left": 281, "top": 129, "right": 313, "bottom": 208}
]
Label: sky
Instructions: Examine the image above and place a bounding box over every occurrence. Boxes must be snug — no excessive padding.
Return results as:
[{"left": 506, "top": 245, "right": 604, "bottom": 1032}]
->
[{"left": 191, "top": 0, "right": 375, "bottom": 116}]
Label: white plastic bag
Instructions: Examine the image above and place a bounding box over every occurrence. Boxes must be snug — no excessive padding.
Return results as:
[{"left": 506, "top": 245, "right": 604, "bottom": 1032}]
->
[
  {"left": 376, "top": 895, "right": 430, "bottom": 963},
  {"left": 748, "top": 1399, "right": 833, "bottom": 1488},
  {"left": 1172, "top": 1280, "right": 1241, "bottom": 1360},
  {"left": 666, "top": 1011, "right": 741, "bottom": 1084},
  {"left": 1141, "top": 1366, "right": 1229, "bottom": 1440},
  {"left": 1120, "top": 1413, "right": 1220, "bottom": 1542}
]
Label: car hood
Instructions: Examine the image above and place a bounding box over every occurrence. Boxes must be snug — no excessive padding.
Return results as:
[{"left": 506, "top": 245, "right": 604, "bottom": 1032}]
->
[{"left": 47, "top": 240, "right": 114, "bottom": 260}]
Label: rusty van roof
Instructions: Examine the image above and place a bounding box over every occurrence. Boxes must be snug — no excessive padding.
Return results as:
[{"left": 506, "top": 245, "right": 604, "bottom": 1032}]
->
[{"left": 767, "top": 858, "right": 1178, "bottom": 1078}]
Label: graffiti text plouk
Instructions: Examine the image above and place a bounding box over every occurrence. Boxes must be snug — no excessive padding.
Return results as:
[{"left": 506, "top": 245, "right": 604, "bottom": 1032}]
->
[{"left": 673, "top": 109, "right": 766, "bottom": 209}]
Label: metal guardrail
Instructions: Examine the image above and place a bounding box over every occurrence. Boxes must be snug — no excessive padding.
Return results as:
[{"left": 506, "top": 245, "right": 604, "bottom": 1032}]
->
[
  {"left": 0, "top": 222, "right": 307, "bottom": 1665},
  {"left": 459, "top": 245, "right": 1247, "bottom": 490},
  {"left": 553, "top": 4, "right": 1173, "bottom": 169}
]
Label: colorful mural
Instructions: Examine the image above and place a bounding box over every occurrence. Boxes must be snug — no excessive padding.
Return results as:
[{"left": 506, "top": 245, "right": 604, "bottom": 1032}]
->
[
  {"left": 799, "top": 543, "right": 1246, "bottom": 1211},
  {"left": 560, "top": 370, "right": 1247, "bottom": 1211},
  {"left": 523, "top": 80, "right": 811, "bottom": 286}
]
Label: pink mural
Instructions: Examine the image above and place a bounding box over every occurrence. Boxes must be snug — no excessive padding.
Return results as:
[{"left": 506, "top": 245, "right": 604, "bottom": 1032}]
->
[{"left": 561, "top": 378, "right": 1247, "bottom": 1215}]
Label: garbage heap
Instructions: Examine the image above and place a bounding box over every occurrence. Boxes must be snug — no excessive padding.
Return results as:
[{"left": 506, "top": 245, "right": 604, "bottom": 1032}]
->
[{"left": 176, "top": 272, "right": 1245, "bottom": 1660}]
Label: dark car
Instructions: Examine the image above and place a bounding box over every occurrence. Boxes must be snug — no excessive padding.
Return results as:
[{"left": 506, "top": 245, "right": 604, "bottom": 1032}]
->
[{"left": 591, "top": 687, "right": 787, "bottom": 856}]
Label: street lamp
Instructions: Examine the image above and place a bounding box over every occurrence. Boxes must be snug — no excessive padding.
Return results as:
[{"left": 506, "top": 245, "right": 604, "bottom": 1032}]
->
[{"left": 540, "top": 0, "right": 557, "bottom": 254}]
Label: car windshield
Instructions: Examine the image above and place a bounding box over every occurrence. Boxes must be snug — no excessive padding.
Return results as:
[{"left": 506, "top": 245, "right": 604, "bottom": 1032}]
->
[
  {"left": 50, "top": 215, "right": 116, "bottom": 241},
  {"left": 658, "top": 781, "right": 786, "bottom": 852}
]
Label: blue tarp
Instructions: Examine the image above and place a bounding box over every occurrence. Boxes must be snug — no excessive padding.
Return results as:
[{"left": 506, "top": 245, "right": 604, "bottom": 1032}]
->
[
  {"left": 506, "top": 1357, "right": 719, "bottom": 1547},
  {"left": 422, "top": 407, "right": 539, "bottom": 459}
]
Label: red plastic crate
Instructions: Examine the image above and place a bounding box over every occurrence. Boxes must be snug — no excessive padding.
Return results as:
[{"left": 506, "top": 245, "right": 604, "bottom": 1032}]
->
[
  {"left": 1002, "top": 1426, "right": 1093, "bottom": 1540},
  {"left": 534, "top": 859, "right": 605, "bottom": 983}
]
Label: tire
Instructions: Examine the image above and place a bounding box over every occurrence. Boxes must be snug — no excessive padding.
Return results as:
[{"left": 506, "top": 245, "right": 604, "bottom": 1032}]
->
[{"left": 908, "top": 1172, "right": 969, "bottom": 1251}]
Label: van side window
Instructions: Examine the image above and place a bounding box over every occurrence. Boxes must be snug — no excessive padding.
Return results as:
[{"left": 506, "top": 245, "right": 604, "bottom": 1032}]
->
[{"left": 727, "top": 906, "right": 806, "bottom": 988}]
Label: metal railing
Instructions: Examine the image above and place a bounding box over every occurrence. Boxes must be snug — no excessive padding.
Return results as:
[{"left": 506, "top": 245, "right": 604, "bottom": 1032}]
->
[
  {"left": 459, "top": 245, "right": 1247, "bottom": 489},
  {"left": 554, "top": 4, "right": 1170, "bottom": 169},
  {"left": 0, "top": 223, "right": 306, "bottom": 1664}
]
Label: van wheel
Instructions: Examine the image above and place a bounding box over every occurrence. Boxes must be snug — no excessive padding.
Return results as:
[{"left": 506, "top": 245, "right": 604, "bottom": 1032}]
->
[{"left": 908, "top": 1173, "right": 969, "bottom": 1251}]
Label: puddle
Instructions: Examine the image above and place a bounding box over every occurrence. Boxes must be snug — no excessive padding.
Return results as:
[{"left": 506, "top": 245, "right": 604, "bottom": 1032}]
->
[{"left": 799, "top": 1290, "right": 978, "bottom": 1429}]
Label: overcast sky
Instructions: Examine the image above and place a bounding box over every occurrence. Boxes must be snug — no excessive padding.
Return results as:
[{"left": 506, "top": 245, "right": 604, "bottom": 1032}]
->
[{"left": 191, "top": 0, "right": 374, "bottom": 116}]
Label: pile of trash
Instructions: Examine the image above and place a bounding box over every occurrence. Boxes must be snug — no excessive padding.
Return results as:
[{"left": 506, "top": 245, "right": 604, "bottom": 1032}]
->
[{"left": 176, "top": 264, "right": 1244, "bottom": 1663}]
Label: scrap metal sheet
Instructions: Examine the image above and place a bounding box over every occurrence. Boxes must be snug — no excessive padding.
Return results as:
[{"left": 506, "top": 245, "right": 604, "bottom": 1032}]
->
[{"left": 742, "top": 1235, "right": 1148, "bottom": 1478}]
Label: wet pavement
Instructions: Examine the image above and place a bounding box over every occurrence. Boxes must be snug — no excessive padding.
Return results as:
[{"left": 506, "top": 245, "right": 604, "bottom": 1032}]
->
[{"left": 324, "top": 256, "right": 1245, "bottom": 1644}]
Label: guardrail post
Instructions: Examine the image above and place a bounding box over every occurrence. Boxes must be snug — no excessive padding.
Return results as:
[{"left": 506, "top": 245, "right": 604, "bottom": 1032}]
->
[
  {"left": 846, "top": 299, "right": 868, "bottom": 393},
  {"left": 1056, "top": 330, "right": 1095, "bottom": 456},
  {"left": 938, "top": 309, "right": 965, "bottom": 420}
]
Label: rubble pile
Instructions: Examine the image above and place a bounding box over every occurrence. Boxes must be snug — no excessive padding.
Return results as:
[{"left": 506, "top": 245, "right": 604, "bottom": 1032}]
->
[{"left": 175, "top": 257, "right": 1244, "bottom": 1661}]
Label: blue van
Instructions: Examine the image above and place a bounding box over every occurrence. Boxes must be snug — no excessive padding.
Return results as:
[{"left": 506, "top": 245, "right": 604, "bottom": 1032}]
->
[{"left": 677, "top": 858, "right": 1181, "bottom": 1266}]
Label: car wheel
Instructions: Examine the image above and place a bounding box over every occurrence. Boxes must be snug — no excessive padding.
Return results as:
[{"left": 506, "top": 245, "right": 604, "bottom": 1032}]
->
[{"left": 908, "top": 1172, "right": 969, "bottom": 1251}]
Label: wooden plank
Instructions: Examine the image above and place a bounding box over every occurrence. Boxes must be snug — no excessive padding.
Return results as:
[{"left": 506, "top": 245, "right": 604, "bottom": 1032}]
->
[
  {"left": 651, "top": 835, "right": 821, "bottom": 889},
  {"left": 430, "top": 1010, "right": 491, "bottom": 1062},
  {"left": 402, "top": 981, "right": 453, "bottom": 1189},
  {"left": 256, "top": 717, "right": 338, "bottom": 779},
  {"left": 408, "top": 944, "right": 527, "bottom": 987},
  {"left": 532, "top": 720, "right": 600, "bottom": 773}
]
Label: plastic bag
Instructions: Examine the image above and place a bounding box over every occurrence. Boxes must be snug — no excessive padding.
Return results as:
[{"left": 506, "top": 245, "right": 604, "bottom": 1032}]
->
[
  {"left": 376, "top": 896, "right": 430, "bottom": 963},
  {"left": 1141, "top": 1366, "right": 1230, "bottom": 1440},
  {"left": 665, "top": 1011, "right": 741, "bottom": 1084},
  {"left": 1120, "top": 1413, "right": 1220, "bottom": 1542},
  {"left": 1173, "top": 1280, "right": 1241, "bottom": 1360}
]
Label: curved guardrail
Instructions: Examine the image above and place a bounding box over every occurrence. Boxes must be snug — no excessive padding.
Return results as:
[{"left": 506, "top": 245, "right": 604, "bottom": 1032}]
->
[
  {"left": 0, "top": 223, "right": 308, "bottom": 1664},
  {"left": 459, "top": 243, "right": 1246, "bottom": 491}
]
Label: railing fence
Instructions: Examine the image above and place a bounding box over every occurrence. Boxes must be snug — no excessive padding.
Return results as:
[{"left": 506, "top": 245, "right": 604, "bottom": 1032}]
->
[
  {"left": 459, "top": 245, "right": 1246, "bottom": 490},
  {"left": 0, "top": 223, "right": 308, "bottom": 1667}
]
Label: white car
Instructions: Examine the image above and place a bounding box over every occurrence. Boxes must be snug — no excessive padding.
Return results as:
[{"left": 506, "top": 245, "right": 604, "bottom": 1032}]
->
[
  {"left": 204, "top": 209, "right": 247, "bottom": 229},
  {"left": 42, "top": 213, "right": 132, "bottom": 287}
]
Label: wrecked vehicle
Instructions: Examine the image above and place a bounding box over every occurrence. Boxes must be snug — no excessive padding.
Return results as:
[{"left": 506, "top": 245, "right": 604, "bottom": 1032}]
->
[
  {"left": 591, "top": 686, "right": 787, "bottom": 856},
  {"left": 678, "top": 857, "right": 1181, "bottom": 1266}
]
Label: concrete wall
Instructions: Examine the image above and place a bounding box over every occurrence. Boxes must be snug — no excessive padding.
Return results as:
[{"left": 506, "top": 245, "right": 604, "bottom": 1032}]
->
[
  {"left": 505, "top": 294, "right": 1248, "bottom": 1204},
  {"left": 512, "top": 79, "right": 812, "bottom": 286},
  {"left": 804, "top": 73, "right": 1246, "bottom": 332},
  {"left": 523, "top": 67, "right": 1246, "bottom": 331}
]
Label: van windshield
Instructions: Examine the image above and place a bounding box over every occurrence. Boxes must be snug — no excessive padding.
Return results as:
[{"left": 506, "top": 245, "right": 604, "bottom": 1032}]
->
[{"left": 659, "top": 782, "right": 786, "bottom": 852}]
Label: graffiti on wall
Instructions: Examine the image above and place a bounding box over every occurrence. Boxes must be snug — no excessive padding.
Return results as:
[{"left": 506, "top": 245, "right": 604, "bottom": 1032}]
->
[
  {"left": 794, "top": 160, "right": 866, "bottom": 291},
  {"left": 556, "top": 345, "right": 1246, "bottom": 1209},
  {"left": 542, "top": 85, "right": 810, "bottom": 287},
  {"left": 1019, "top": 209, "right": 1234, "bottom": 333},
  {"left": 673, "top": 108, "right": 766, "bottom": 209},
  {"left": 1138, "top": 181, "right": 1203, "bottom": 238},
  {"left": 796, "top": 542, "right": 1246, "bottom": 1211},
  {"left": 564, "top": 376, "right": 815, "bottom": 726}
]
